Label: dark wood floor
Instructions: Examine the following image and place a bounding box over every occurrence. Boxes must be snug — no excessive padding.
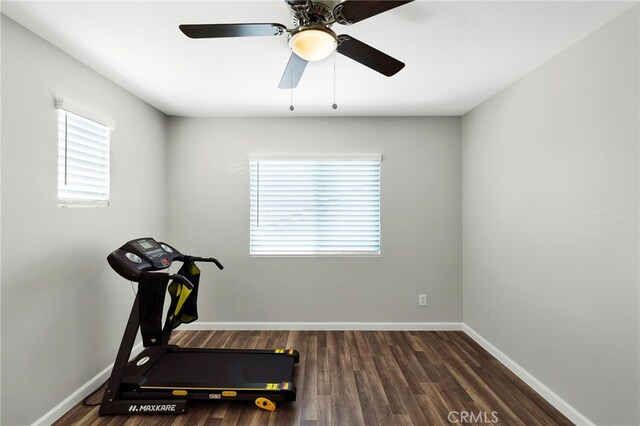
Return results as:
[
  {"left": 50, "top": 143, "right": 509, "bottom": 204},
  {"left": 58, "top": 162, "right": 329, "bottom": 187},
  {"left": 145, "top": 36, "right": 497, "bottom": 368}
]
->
[{"left": 57, "top": 330, "right": 572, "bottom": 425}]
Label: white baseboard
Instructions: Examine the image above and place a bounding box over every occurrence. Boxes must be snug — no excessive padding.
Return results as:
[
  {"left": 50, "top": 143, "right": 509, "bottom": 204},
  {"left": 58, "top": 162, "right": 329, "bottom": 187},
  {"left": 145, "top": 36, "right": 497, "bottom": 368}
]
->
[
  {"left": 31, "top": 342, "right": 144, "bottom": 426},
  {"left": 179, "top": 321, "right": 464, "bottom": 331},
  {"left": 462, "top": 324, "right": 594, "bottom": 426}
]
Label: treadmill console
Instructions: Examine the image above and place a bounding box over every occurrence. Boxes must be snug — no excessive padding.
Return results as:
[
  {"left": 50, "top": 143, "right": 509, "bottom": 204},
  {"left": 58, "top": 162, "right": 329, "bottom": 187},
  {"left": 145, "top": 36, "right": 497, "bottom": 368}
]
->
[{"left": 108, "top": 237, "right": 182, "bottom": 281}]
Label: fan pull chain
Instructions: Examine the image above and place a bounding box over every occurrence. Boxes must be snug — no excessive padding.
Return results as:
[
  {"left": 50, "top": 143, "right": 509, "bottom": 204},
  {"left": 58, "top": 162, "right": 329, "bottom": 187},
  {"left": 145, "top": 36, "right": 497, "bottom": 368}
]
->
[{"left": 332, "top": 52, "right": 337, "bottom": 110}]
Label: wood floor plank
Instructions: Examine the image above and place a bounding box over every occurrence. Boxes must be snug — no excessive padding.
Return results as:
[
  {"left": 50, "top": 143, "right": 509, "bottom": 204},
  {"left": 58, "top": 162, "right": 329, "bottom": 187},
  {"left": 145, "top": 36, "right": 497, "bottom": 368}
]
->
[
  {"left": 54, "top": 331, "right": 574, "bottom": 426},
  {"left": 314, "top": 396, "right": 332, "bottom": 425},
  {"left": 414, "top": 349, "right": 445, "bottom": 383},
  {"left": 389, "top": 344, "right": 429, "bottom": 395},
  {"left": 391, "top": 413, "right": 415, "bottom": 426},
  {"left": 300, "top": 358, "right": 318, "bottom": 421},
  {"left": 316, "top": 344, "right": 332, "bottom": 397},
  {"left": 399, "top": 392, "right": 433, "bottom": 426},
  {"left": 170, "top": 401, "right": 210, "bottom": 426},
  {"left": 344, "top": 330, "right": 364, "bottom": 371},
  {"left": 208, "top": 400, "right": 230, "bottom": 420},
  {"left": 209, "top": 330, "right": 234, "bottom": 348},
  {"left": 216, "top": 403, "right": 244, "bottom": 426},
  {"left": 354, "top": 369, "right": 385, "bottom": 426},
  {"left": 330, "top": 378, "right": 366, "bottom": 426},
  {"left": 359, "top": 354, "right": 393, "bottom": 414},
  {"left": 444, "top": 361, "right": 527, "bottom": 425},
  {"left": 482, "top": 359, "right": 574, "bottom": 426},
  {"left": 372, "top": 353, "right": 410, "bottom": 415},
  {"left": 415, "top": 388, "right": 450, "bottom": 425},
  {"left": 433, "top": 343, "right": 475, "bottom": 403},
  {"left": 305, "top": 334, "right": 317, "bottom": 362},
  {"left": 446, "top": 336, "right": 484, "bottom": 370},
  {"left": 409, "top": 331, "right": 445, "bottom": 364},
  {"left": 472, "top": 364, "right": 552, "bottom": 426},
  {"left": 457, "top": 331, "right": 496, "bottom": 361},
  {"left": 421, "top": 382, "right": 462, "bottom": 421},
  {"left": 353, "top": 330, "right": 372, "bottom": 357},
  {"left": 402, "top": 331, "right": 428, "bottom": 353},
  {"left": 285, "top": 330, "right": 304, "bottom": 351}
]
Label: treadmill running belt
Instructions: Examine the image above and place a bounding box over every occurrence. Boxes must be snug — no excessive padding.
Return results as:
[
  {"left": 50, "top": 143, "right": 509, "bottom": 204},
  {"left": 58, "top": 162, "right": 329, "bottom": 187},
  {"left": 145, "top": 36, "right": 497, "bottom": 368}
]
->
[{"left": 143, "top": 352, "right": 295, "bottom": 388}]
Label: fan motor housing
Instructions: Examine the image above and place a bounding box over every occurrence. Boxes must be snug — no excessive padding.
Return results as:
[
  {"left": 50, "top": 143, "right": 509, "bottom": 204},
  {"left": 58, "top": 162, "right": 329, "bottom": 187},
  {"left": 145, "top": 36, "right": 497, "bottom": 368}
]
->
[{"left": 291, "top": 0, "right": 341, "bottom": 27}]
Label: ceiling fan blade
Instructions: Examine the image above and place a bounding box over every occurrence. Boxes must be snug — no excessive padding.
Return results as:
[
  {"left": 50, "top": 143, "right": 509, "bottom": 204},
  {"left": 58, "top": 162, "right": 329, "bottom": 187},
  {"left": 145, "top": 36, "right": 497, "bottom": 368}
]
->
[
  {"left": 334, "top": 0, "right": 414, "bottom": 25},
  {"left": 278, "top": 53, "right": 309, "bottom": 89},
  {"left": 179, "top": 23, "right": 287, "bottom": 39},
  {"left": 336, "top": 35, "right": 405, "bottom": 77}
]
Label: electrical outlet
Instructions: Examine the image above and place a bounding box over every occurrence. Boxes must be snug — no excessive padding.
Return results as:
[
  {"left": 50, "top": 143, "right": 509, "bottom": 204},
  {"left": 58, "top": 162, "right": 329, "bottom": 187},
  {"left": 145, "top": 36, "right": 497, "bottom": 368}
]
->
[{"left": 418, "top": 294, "right": 427, "bottom": 306}]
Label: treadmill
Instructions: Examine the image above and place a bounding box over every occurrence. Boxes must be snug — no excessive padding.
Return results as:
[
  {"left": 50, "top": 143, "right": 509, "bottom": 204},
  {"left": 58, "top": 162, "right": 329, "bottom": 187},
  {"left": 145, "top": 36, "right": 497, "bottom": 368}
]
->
[{"left": 99, "top": 237, "right": 299, "bottom": 415}]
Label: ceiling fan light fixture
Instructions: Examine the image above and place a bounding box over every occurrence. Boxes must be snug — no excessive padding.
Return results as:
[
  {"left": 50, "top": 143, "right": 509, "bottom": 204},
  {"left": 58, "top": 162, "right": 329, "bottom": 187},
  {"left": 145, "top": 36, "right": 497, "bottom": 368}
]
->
[{"left": 289, "top": 27, "right": 337, "bottom": 62}]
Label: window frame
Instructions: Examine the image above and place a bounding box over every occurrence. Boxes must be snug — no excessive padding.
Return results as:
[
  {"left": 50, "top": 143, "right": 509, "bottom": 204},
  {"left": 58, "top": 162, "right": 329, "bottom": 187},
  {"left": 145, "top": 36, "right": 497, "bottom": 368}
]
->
[
  {"left": 55, "top": 98, "right": 114, "bottom": 208},
  {"left": 249, "top": 154, "right": 382, "bottom": 257}
]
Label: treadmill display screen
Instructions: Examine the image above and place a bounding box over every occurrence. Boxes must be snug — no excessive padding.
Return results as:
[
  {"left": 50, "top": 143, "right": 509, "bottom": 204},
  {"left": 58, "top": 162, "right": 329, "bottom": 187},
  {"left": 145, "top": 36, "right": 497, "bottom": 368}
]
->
[{"left": 139, "top": 240, "right": 155, "bottom": 250}]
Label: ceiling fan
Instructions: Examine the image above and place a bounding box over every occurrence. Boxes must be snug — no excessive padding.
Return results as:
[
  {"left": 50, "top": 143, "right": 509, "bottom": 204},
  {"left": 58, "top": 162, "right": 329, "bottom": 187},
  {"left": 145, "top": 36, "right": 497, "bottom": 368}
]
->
[{"left": 179, "top": 0, "right": 414, "bottom": 89}]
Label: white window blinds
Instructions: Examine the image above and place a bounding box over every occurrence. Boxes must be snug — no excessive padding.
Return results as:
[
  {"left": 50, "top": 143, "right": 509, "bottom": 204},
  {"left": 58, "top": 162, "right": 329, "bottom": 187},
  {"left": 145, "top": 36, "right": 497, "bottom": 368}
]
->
[
  {"left": 250, "top": 157, "right": 381, "bottom": 255},
  {"left": 57, "top": 109, "right": 111, "bottom": 207}
]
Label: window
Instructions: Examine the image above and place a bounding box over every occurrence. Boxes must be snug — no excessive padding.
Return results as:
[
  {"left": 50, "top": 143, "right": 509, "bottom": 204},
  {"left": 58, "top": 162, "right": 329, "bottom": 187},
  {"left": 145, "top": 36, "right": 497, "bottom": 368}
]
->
[
  {"left": 250, "top": 156, "right": 381, "bottom": 255},
  {"left": 56, "top": 98, "right": 113, "bottom": 207}
]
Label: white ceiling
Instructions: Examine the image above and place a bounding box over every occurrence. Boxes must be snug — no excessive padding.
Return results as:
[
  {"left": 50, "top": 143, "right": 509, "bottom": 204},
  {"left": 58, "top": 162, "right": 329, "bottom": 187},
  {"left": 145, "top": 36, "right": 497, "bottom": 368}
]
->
[{"left": 2, "top": 1, "right": 635, "bottom": 117}]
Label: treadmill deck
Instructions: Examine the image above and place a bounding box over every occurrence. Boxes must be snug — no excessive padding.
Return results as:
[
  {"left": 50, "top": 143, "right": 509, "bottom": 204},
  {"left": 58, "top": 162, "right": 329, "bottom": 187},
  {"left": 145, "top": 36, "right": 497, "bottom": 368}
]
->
[{"left": 141, "top": 350, "right": 296, "bottom": 388}]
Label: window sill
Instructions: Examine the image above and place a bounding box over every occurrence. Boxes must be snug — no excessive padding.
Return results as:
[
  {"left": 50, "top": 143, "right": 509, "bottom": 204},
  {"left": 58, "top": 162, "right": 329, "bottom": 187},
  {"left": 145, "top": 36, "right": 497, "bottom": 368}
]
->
[
  {"left": 57, "top": 199, "right": 109, "bottom": 208},
  {"left": 250, "top": 252, "right": 381, "bottom": 258}
]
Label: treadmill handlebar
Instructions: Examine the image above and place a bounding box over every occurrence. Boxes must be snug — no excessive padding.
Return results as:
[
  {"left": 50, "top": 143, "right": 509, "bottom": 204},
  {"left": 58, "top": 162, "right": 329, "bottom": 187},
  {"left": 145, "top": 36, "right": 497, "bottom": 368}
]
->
[
  {"left": 169, "top": 273, "right": 195, "bottom": 290},
  {"left": 180, "top": 255, "right": 224, "bottom": 270}
]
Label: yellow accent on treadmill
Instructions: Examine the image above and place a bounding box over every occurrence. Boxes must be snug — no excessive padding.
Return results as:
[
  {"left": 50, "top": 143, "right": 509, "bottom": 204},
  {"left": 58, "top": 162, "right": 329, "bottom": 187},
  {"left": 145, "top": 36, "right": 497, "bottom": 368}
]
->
[
  {"left": 255, "top": 397, "right": 276, "bottom": 411},
  {"left": 173, "top": 285, "right": 192, "bottom": 315}
]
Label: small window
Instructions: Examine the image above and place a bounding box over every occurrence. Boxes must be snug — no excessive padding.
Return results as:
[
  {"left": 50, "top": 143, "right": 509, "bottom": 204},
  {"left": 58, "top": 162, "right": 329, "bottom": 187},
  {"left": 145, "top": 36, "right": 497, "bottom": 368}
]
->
[
  {"left": 250, "top": 156, "right": 381, "bottom": 256},
  {"left": 56, "top": 100, "right": 112, "bottom": 207}
]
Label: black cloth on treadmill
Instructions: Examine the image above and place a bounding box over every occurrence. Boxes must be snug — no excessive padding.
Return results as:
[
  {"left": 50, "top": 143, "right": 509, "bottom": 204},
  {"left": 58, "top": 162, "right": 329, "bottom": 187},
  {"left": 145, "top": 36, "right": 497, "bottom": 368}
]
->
[
  {"left": 161, "top": 261, "right": 200, "bottom": 345},
  {"left": 138, "top": 272, "right": 170, "bottom": 347}
]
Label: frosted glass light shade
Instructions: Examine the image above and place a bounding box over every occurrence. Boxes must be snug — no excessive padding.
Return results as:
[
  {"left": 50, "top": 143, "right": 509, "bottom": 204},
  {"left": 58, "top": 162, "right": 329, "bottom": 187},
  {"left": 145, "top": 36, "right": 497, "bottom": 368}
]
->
[{"left": 289, "top": 28, "right": 337, "bottom": 62}]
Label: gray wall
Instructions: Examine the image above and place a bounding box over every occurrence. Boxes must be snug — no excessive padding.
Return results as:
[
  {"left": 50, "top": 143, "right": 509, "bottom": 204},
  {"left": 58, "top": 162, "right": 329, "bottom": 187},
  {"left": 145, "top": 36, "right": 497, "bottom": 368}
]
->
[
  {"left": 166, "top": 117, "right": 462, "bottom": 323},
  {"left": 1, "top": 16, "right": 167, "bottom": 425},
  {"left": 462, "top": 6, "right": 639, "bottom": 425}
]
